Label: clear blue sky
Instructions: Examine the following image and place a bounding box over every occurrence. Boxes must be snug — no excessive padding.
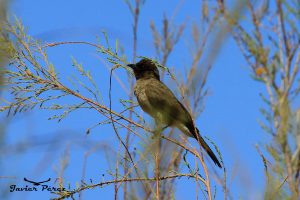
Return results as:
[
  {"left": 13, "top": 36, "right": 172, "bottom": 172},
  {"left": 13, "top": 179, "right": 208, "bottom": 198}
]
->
[{"left": 1, "top": 0, "right": 271, "bottom": 199}]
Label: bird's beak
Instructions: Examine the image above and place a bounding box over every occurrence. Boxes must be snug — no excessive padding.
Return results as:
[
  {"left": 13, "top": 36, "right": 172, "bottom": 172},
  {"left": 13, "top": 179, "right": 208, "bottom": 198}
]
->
[{"left": 127, "top": 64, "right": 136, "bottom": 70}]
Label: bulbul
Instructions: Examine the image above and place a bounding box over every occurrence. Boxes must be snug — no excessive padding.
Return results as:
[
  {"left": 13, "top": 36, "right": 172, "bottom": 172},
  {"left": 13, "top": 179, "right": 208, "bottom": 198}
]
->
[{"left": 128, "top": 58, "right": 222, "bottom": 168}]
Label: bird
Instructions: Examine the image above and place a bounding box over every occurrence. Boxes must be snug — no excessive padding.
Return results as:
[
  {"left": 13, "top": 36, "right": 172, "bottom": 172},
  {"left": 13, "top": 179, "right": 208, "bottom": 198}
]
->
[
  {"left": 128, "top": 58, "right": 222, "bottom": 168},
  {"left": 23, "top": 178, "right": 51, "bottom": 186}
]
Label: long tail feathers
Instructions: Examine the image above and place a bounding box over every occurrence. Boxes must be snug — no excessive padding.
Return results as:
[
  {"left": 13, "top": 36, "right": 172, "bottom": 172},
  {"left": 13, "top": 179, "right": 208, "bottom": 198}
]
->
[{"left": 194, "top": 128, "right": 222, "bottom": 168}]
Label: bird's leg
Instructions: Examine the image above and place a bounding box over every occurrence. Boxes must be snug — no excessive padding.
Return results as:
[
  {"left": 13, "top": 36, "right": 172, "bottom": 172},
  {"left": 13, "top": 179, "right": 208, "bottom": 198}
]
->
[
  {"left": 153, "top": 122, "right": 168, "bottom": 135},
  {"left": 151, "top": 126, "right": 168, "bottom": 134},
  {"left": 161, "top": 125, "right": 169, "bottom": 131}
]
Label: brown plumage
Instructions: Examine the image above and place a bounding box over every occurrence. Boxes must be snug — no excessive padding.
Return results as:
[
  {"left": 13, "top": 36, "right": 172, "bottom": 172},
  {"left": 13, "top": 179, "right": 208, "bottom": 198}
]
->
[{"left": 128, "top": 58, "right": 222, "bottom": 168}]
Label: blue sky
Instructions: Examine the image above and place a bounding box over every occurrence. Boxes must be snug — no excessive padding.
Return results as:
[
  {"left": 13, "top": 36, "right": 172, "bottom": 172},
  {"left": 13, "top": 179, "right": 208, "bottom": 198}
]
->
[{"left": 1, "top": 0, "right": 272, "bottom": 199}]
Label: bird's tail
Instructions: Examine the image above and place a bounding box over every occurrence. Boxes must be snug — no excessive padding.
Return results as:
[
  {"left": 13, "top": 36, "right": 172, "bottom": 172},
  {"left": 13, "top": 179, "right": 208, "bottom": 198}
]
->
[{"left": 194, "top": 128, "right": 222, "bottom": 168}]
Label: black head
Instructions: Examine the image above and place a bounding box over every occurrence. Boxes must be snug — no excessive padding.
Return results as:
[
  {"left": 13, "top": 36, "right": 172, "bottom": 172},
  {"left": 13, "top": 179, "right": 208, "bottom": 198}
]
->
[{"left": 128, "top": 58, "right": 160, "bottom": 80}]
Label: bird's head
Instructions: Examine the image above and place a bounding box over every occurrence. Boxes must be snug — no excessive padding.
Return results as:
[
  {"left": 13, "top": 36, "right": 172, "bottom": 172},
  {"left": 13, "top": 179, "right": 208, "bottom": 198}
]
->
[{"left": 128, "top": 58, "right": 160, "bottom": 80}]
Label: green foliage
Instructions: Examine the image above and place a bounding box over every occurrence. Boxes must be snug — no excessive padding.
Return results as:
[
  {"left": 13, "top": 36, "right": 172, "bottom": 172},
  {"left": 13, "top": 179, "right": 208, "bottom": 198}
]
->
[
  {"left": 228, "top": 0, "right": 300, "bottom": 198},
  {"left": 0, "top": 20, "right": 129, "bottom": 124}
]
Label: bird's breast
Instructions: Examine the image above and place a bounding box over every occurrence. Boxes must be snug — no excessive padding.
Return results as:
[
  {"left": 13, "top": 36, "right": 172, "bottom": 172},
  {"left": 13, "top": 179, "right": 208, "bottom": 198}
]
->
[{"left": 134, "top": 79, "right": 154, "bottom": 115}]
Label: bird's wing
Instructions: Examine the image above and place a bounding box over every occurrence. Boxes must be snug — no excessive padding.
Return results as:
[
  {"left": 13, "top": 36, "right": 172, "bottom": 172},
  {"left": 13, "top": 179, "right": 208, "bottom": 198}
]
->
[
  {"left": 144, "top": 80, "right": 192, "bottom": 125},
  {"left": 24, "top": 178, "right": 36, "bottom": 184},
  {"left": 39, "top": 178, "right": 51, "bottom": 184},
  {"left": 144, "top": 80, "right": 222, "bottom": 168}
]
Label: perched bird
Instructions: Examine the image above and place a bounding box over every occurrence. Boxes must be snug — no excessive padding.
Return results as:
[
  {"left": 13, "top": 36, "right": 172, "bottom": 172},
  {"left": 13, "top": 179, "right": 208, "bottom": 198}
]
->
[{"left": 128, "top": 58, "right": 222, "bottom": 168}]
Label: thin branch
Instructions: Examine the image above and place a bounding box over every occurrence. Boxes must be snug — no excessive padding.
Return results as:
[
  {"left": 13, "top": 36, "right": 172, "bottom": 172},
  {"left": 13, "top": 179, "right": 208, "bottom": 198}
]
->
[{"left": 52, "top": 174, "right": 204, "bottom": 200}]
